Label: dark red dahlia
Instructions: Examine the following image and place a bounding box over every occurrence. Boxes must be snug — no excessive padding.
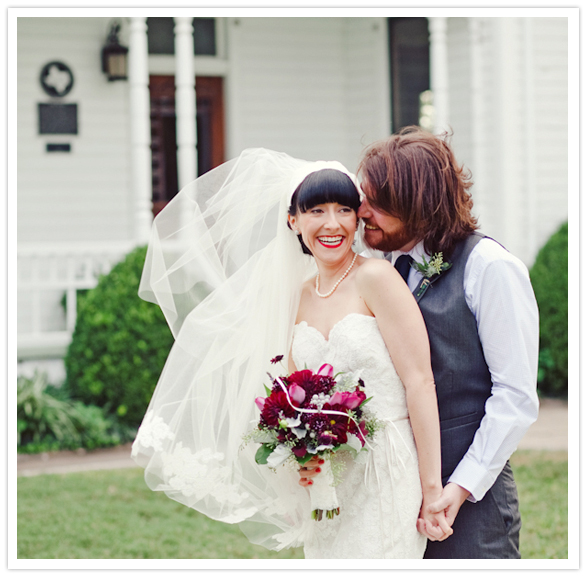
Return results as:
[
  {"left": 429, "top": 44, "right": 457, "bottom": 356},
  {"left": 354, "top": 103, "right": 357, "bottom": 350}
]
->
[
  {"left": 321, "top": 403, "right": 353, "bottom": 445},
  {"left": 285, "top": 370, "right": 335, "bottom": 399},
  {"left": 260, "top": 390, "right": 297, "bottom": 427},
  {"left": 305, "top": 412, "right": 329, "bottom": 434}
]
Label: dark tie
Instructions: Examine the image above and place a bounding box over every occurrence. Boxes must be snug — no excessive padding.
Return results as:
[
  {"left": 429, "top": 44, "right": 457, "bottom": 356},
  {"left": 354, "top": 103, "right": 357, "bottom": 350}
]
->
[{"left": 394, "top": 254, "right": 413, "bottom": 283}]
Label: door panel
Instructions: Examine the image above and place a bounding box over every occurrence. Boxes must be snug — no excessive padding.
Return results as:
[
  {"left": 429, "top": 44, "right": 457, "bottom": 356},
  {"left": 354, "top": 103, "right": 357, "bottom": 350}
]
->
[{"left": 149, "top": 75, "right": 225, "bottom": 216}]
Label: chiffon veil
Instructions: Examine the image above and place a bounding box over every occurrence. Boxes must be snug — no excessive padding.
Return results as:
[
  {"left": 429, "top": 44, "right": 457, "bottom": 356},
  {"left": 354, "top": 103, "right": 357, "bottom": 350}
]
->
[{"left": 131, "top": 148, "right": 364, "bottom": 550}]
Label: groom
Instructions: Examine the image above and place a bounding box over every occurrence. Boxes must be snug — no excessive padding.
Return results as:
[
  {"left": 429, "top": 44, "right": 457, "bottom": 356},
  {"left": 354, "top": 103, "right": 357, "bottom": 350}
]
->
[{"left": 357, "top": 126, "right": 539, "bottom": 559}]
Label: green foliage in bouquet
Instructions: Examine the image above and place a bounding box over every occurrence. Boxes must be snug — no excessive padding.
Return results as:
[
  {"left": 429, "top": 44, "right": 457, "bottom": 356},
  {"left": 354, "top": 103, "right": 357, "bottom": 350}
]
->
[
  {"left": 17, "top": 371, "right": 135, "bottom": 454},
  {"left": 529, "top": 221, "right": 568, "bottom": 397},
  {"left": 64, "top": 245, "right": 173, "bottom": 426}
]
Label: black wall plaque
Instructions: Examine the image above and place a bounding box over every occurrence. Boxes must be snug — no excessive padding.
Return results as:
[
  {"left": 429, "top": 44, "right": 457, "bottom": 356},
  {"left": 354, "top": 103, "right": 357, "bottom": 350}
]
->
[
  {"left": 38, "top": 103, "right": 78, "bottom": 135},
  {"left": 40, "top": 61, "right": 74, "bottom": 97},
  {"left": 46, "top": 143, "right": 71, "bottom": 153}
]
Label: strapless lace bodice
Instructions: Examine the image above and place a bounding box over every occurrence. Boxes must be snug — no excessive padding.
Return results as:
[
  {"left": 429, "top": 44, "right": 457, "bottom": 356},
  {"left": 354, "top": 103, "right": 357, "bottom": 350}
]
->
[
  {"left": 291, "top": 313, "right": 427, "bottom": 559},
  {"left": 293, "top": 313, "right": 409, "bottom": 422}
]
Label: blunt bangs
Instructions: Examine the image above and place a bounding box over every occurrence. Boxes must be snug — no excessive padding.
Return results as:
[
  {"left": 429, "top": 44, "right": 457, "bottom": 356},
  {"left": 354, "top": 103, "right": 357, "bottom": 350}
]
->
[{"left": 289, "top": 169, "right": 361, "bottom": 216}]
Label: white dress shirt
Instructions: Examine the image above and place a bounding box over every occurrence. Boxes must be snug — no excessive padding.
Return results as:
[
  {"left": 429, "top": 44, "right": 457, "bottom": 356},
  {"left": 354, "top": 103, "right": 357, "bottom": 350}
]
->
[{"left": 390, "top": 238, "right": 540, "bottom": 502}]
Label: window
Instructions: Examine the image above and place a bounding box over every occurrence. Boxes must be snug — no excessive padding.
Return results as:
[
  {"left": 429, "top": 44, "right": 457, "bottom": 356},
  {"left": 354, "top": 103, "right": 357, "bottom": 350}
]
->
[
  {"left": 147, "top": 17, "right": 216, "bottom": 56},
  {"left": 388, "top": 18, "right": 430, "bottom": 132}
]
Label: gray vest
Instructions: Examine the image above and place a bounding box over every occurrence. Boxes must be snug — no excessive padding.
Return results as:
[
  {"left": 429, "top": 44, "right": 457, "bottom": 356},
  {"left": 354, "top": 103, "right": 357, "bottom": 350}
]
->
[{"left": 413, "top": 233, "right": 493, "bottom": 481}]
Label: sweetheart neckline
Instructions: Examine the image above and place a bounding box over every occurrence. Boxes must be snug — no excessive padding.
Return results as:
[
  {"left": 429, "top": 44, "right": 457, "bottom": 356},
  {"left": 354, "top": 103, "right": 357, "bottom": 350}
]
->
[{"left": 295, "top": 312, "right": 377, "bottom": 342}]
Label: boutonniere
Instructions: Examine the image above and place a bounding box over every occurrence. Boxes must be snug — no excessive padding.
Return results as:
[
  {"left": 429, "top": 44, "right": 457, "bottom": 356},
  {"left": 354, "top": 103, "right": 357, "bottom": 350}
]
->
[{"left": 411, "top": 252, "right": 452, "bottom": 297}]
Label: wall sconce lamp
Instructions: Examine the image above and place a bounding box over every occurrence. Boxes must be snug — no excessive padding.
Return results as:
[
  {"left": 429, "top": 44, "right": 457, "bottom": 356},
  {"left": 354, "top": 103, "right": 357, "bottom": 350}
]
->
[{"left": 101, "top": 23, "right": 128, "bottom": 81}]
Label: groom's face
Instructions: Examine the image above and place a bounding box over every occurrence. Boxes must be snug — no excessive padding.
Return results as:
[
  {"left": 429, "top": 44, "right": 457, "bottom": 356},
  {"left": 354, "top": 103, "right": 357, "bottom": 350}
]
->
[{"left": 358, "top": 193, "right": 417, "bottom": 253}]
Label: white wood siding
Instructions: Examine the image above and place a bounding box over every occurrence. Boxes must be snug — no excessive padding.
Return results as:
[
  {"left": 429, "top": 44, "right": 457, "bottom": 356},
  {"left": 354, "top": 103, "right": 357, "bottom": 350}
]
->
[
  {"left": 446, "top": 17, "right": 472, "bottom": 168},
  {"left": 226, "top": 17, "right": 388, "bottom": 170},
  {"left": 531, "top": 17, "right": 568, "bottom": 255},
  {"left": 445, "top": 17, "right": 568, "bottom": 266},
  {"left": 17, "top": 17, "right": 132, "bottom": 244},
  {"left": 342, "top": 17, "right": 391, "bottom": 168}
]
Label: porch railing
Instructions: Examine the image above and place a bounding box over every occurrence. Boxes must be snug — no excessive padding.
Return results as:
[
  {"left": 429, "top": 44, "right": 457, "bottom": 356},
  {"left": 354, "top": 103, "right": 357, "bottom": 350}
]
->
[{"left": 17, "top": 241, "right": 136, "bottom": 359}]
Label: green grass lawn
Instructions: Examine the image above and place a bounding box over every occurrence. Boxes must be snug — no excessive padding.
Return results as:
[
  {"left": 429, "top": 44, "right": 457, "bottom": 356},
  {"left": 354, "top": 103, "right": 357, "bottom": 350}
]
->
[{"left": 17, "top": 450, "right": 567, "bottom": 559}]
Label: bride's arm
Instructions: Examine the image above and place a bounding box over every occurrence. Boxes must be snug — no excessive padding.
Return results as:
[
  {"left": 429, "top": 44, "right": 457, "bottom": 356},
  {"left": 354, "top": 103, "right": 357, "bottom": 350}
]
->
[
  {"left": 288, "top": 349, "right": 297, "bottom": 373},
  {"left": 357, "top": 259, "right": 451, "bottom": 540}
]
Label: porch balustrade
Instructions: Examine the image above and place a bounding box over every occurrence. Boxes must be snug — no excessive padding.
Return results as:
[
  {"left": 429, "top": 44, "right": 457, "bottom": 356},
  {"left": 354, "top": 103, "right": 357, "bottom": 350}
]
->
[{"left": 17, "top": 242, "right": 135, "bottom": 359}]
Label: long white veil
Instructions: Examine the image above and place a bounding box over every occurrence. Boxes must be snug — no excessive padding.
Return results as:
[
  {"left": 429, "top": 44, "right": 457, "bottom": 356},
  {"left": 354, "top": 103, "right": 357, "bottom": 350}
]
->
[{"left": 131, "top": 148, "right": 363, "bottom": 550}]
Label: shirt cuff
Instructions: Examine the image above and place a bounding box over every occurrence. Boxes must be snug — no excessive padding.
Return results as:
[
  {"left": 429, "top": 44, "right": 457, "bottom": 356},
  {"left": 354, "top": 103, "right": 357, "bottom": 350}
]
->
[{"left": 448, "top": 458, "right": 497, "bottom": 503}]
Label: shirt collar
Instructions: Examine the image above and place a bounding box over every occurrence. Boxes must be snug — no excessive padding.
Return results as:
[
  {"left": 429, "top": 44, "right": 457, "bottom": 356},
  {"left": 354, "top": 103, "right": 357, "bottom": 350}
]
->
[{"left": 389, "top": 240, "right": 428, "bottom": 266}]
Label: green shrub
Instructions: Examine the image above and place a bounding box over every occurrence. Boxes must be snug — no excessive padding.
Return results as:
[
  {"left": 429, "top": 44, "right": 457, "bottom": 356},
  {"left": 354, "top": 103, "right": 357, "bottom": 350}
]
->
[
  {"left": 17, "top": 371, "right": 135, "bottom": 454},
  {"left": 530, "top": 221, "right": 568, "bottom": 397},
  {"left": 64, "top": 245, "right": 173, "bottom": 427},
  {"left": 18, "top": 371, "right": 80, "bottom": 448}
]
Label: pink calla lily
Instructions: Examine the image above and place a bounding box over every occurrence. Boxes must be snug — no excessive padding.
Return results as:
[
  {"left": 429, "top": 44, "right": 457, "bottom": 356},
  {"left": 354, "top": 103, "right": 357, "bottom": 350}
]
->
[
  {"left": 330, "top": 391, "right": 363, "bottom": 410},
  {"left": 317, "top": 363, "right": 334, "bottom": 377},
  {"left": 288, "top": 383, "right": 306, "bottom": 405},
  {"left": 255, "top": 397, "right": 266, "bottom": 411}
]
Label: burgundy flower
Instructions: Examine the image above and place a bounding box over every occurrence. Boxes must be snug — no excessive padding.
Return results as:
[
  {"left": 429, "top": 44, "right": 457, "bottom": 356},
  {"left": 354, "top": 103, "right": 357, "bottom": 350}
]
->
[
  {"left": 321, "top": 403, "right": 355, "bottom": 445},
  {"left": 305, "top": 412, "right": 329, "bottom": 434},
  {"left": 286, "top": 369, "right": 336, "bottom": 399},
  {"left": 270, "top": 355, "right": 284, "bottom": 364},
  {"left": 292, "top": 444, "right": 308, "bottom": 459},
  {"left": 327, "top": 416, "right": 349, "bottom": 445},
  {"left": 260, "top": 390, "right": 297, "bottom": 427}
]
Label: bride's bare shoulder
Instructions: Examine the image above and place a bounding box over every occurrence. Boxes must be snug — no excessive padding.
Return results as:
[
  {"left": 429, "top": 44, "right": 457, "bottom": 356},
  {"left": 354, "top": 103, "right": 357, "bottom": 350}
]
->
[
  {"left": 298, "top": 277, "right": 316, "bottom": 304},
  {"left": 301, "top": 276, "right": 315, "bottom": 293},
  {"left": 356, "top": 256, "right": 395, "bottom": 283}
]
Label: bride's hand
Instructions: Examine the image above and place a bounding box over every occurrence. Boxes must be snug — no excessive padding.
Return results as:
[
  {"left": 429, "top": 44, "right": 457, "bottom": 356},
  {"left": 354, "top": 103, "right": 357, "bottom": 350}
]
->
[
  {"left": 418, "top": 491, "right": 454, "bottom": 542},
  {"left": 298, "top": 456, "right": 324, "bottom": 487},
  {"left": 418, "top": 482, "right": 470, "bottom": 541}
]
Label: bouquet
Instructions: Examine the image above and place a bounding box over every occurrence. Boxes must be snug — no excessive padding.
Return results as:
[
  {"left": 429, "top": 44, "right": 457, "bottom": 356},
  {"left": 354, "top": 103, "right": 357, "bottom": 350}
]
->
[{"left": 247, "top": 355, "right": 380, "bottom": 521}]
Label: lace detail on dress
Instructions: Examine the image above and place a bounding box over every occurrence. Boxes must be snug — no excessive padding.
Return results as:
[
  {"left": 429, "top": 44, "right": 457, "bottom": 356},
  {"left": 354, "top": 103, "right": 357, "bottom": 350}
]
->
[{"left": 292, "top": 313, "right": 427, "bottom": 559}]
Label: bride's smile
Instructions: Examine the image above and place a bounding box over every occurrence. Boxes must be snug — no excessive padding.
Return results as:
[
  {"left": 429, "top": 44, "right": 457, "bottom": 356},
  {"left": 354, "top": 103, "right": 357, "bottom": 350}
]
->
[
  {"left": 289, "top": 202, "right": 357, "bottom": 263},
  {"left": 316, "top": 234, "right": 344, "bottom": 248}
]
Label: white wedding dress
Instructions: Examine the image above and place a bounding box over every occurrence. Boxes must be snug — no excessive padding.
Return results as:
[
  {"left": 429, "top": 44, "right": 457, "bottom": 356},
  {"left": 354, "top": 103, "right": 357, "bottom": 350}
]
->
[{"left": 292, "top": 313, "right": 427, "bottom": 559}]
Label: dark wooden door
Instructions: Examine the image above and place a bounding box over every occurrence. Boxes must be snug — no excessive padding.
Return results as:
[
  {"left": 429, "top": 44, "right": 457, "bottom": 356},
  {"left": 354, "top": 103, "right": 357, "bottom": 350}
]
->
[{"left": 149, "top": 75, "right": 225, "bottom": 216}]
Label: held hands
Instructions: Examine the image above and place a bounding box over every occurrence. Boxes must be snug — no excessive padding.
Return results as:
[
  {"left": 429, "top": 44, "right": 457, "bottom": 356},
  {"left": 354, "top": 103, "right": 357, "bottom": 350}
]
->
[
  {"left": 417, "top": 482, "right": 471, "bottom": 541},
  {"left": 298, "top": 456, "right": 325, "bottom": 487},
  {"left": 418, "top": 488, "right": 454, "bottom": 542}
]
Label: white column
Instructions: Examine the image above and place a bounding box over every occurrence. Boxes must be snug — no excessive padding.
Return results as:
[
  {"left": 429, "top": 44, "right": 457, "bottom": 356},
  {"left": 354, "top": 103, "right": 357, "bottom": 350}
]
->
[
  {"left": 469, "top": 18, "right": 486, "bottom": 227},
  {"left": 174, "top": 17, "right": 197, "bottom": 189},
  {"left": 428, "top": 17, "right": 450, "bottom": 134},
  {"left": 523, "top": 18, "right": 537, "bottom": 263},
  {"left": 495, "top": 18, "right": 521, "bottom": 254},
  {"left": 128, "top": 17, "right": 152, "bottom": 244}
]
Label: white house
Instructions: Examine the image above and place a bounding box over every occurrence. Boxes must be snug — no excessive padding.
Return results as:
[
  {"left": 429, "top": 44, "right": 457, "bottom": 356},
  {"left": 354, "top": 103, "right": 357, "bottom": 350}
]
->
[{"left": 16, "top": 15, "right": 569, "bottom": 373}]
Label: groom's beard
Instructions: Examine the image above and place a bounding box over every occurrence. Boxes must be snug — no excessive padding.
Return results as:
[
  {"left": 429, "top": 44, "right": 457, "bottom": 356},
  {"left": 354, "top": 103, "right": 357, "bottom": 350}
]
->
[{"left": 362, "top": 223, "right": 415, "bottom": 253}]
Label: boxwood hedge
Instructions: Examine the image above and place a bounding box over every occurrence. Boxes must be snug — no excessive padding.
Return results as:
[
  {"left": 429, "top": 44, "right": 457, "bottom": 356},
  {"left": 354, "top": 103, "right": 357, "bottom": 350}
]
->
[
  {"left": 529, "top": 221, "right": 568, "bottom": 397},
  {"left": 64, "top": 246, "right": 173, "bottom": 427}
]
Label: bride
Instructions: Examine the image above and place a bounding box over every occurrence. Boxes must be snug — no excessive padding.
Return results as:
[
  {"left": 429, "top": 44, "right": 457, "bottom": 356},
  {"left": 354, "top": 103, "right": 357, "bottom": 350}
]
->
[{"left": 131, "top": 148, "right": 449, "bottom": 558}]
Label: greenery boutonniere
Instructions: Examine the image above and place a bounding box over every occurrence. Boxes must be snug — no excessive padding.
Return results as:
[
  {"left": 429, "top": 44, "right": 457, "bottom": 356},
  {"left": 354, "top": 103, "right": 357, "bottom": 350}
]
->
[{"left": 411, "top": 252, "right": 452, "bottom": 297}]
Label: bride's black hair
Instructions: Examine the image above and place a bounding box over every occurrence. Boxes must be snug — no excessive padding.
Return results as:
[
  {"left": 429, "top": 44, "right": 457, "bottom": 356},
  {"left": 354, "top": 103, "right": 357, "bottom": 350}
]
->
[{"left": 288, "top": 168, "right": 361, "bottom": 255}]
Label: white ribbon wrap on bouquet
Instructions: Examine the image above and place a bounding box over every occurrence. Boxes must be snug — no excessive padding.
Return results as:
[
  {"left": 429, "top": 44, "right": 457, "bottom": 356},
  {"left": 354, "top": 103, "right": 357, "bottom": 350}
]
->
[{"left": 309, "top": 458, "right": 339, "bottom": 513}]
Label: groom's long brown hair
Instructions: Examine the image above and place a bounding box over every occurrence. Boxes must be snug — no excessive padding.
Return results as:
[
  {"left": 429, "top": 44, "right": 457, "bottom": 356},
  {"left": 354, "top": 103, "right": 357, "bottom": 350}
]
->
[{"left": 358, "top": 126, "right": 478, "bottom": 256}]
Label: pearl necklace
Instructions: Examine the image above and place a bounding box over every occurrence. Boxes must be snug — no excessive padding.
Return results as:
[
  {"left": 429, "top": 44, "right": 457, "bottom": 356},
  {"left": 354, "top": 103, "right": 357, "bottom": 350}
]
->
[{"left": 315, "top": 252, "right": 358, "bottom": 298}]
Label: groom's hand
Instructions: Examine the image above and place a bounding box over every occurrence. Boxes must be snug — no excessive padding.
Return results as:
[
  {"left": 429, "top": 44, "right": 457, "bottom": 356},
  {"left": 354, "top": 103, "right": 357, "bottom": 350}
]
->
[{"left": 417, "top": 482, "right": 470, "bottom": 540}]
